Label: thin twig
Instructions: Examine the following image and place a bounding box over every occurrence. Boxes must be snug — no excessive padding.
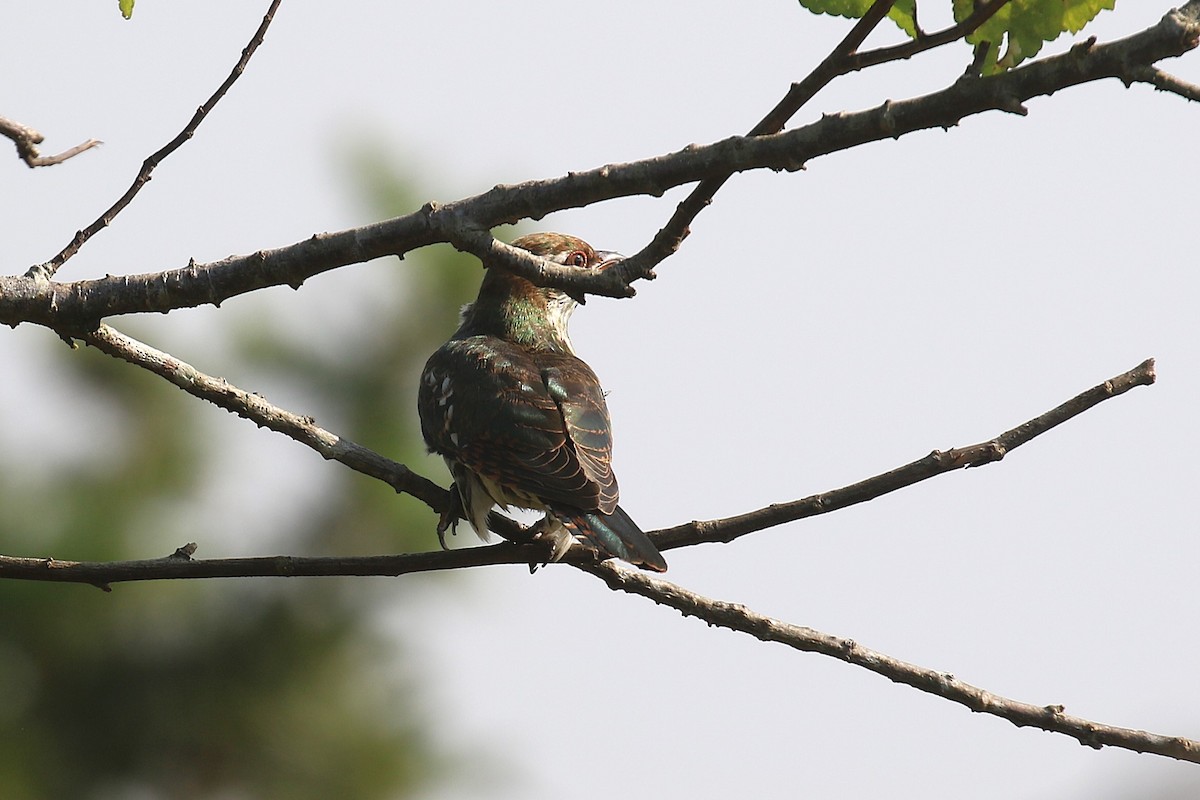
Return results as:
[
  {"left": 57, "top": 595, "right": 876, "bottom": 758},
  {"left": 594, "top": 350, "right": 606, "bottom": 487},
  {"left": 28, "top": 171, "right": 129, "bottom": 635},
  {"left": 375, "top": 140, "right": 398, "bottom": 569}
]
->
[
  {"left": 846, "top": 0, "right": 1011, "bottom": 71},
  {"left": 652, "top": 359, "right": 1157, "bottom": 550},
  {"left": 583, "top": 560, "right": 1200, "bottom": 763},
  {"left": 0, "top": 116, "right": 101, "bottom": 168},
  {"left": 619, "top": 0, "right": 1012, "bottom": 286},
  {"left": 1130, "top": 65, "right": 1200, "bottom": 101},
  {"left": 620, "top": 0, "right": 900, "bottom": 285},
  {"left": 0, "top": 358, "right": 1156, "bottom": 584},
  {"left": 32, "top": 0, "right": 283, "bottom": 279}
]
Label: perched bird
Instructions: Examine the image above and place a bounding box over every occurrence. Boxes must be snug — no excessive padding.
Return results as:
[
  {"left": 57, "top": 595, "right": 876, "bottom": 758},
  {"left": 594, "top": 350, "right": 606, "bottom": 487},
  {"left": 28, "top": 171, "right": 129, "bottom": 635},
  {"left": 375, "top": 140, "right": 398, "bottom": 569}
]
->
[{"left": 418, "top": 232, "right": 667, "bottom": 572}]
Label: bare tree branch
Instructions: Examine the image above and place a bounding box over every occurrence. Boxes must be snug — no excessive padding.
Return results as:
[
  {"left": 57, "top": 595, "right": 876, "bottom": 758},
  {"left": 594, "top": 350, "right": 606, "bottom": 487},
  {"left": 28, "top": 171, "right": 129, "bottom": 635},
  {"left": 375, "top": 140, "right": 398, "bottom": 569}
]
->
[
  {"left": 847, "top": 0, "right": 1012, "bottom": 71},
  {"left": 76, "top": 323, "right": 532, "bottom": 541},
  {"left": 652, "top": 358, "right": 1157, "bottom": 551},
  {"left": 79, "top": 323, "right": 451, "bottom": 511},
  {"left": 622, "top": 0, "right": 901, "bottom": 281},
  {"left": 0, "top": 342, "right": 1170, "bottom": 758},
  {"left": 0, "top": 2, "right": 1191, "bottom": 786},
  {"left": 3, "top": 1, "right": 1196, "bottom": 326},
  {"left": 439, "top": 225, "right": 643, "bottom": 299},
  {"left": 624, "top": 0, "right": 1012, "bottom": 283},
  {"left": 1131, "top": 65, "right": 1200, "bottom": 101},
  {"left": 0, "top": 116, "right": 101, "bottom": 168},
  {"left": 30, "top": 0, "right": 283, "bottom": 281},
  {"left": 583, "top": 560, "right": 1200, "bottom": 763},
  {"left": 11, "top": 515, "right": 1199, "bottom": 768},
  {"left": 0, "top": 356, "right": 1177, "bottom": 760},
  {"left": 0, "top": 542, "right": 544, "bottom": 592},
  {"left": 0, "top": 358, "right": 1156, "bottom": 584}
]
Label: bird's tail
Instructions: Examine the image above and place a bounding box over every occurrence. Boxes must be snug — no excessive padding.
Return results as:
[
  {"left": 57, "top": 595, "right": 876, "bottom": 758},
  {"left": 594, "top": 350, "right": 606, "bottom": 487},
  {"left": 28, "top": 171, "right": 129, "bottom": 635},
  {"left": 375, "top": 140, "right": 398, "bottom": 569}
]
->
[{"left": 556, "top": 505, "right": 668, "bottom": 572}]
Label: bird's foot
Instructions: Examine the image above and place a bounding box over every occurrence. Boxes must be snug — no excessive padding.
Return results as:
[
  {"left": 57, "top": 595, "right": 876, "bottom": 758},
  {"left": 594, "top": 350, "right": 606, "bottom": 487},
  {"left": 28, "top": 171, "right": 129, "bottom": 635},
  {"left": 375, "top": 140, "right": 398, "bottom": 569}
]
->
[
  {"left": 435, "top": 513, "right": 457, "bottom": 551},
  {"left": 526, "top": 515, "right": 575, "bottom": 573},
  {"left": 435, "top": 491, "right": 466, "bottom": 551}
]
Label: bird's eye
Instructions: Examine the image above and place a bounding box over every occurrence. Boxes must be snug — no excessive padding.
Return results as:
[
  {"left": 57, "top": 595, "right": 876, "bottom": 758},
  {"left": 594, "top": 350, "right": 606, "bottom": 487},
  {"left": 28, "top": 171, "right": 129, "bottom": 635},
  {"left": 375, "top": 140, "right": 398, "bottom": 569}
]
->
[{"left": 567, "top": 251, "right": 588, "bottom": 268}]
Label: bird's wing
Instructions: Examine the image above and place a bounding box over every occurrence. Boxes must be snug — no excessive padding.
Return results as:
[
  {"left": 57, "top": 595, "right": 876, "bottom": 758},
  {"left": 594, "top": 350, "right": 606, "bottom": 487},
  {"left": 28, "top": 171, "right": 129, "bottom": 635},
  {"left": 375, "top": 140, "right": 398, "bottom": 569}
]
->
[{"left": 419, "top": 337, "right": 618, "bottom": 514}]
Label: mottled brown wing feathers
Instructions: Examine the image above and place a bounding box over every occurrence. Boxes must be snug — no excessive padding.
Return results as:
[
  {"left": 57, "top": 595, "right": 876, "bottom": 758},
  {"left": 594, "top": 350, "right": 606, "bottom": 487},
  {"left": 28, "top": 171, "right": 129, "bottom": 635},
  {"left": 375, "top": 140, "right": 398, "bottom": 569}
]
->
[{"left": 419, "top": 337, "right": 618, "bottom": 513}]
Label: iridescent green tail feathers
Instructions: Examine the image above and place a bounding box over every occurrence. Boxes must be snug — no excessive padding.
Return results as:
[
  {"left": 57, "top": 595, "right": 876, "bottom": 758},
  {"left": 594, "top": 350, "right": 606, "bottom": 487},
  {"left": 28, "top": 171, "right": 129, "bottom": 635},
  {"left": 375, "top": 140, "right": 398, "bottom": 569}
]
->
[{"left": 556, "top": 505, "right": 667, "bottom": 572}]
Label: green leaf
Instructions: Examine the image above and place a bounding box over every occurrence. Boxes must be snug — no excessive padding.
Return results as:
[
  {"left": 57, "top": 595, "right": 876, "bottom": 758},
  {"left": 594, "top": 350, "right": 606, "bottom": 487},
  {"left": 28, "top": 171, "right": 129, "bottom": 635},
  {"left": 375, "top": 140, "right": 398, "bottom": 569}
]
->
[
  {"left": 798, "top": 0, "right": 1117, "bottom": 71},
  {"left": 888, "top": 0, "right": 918, "bottom": 38},
  {"left": 954, "top": 0, "right": 1117, "bottom": 74},
  {"left": 798, "top": 0, "right": 919, "bottom": 39},
  {"left": 118, "top": 0, "right": 134, "bottom": 20},
  {"left": 800, "top": 0, "right": 877, "bottom": 16}
]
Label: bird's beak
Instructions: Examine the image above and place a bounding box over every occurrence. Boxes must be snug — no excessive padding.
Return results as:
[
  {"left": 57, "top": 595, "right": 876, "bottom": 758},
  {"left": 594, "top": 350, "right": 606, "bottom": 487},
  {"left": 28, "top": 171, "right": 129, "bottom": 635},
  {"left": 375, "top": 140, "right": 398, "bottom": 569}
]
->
[
  {"left": 567, "top": 251, "right": 625, "bottom": 305},
  {"left": 594, "top": 250, "right": 626, "bottom": 271},
  {"left": 564, "top": 250, "right": 625, "bottom": 305}
]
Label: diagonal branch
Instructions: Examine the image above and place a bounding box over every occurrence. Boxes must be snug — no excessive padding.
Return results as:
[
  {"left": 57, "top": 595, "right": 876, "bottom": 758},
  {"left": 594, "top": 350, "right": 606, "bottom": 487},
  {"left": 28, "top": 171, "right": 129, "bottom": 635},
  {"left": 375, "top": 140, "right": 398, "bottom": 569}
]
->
[
  {"left": 76, "top": 322, "right": 533, "bottom": 541},
  {"left": 652, "top": 358, "right": 1157, "bottom": 551},
  {"left": 31, "top": 0, "right": 283, "bottom": 280},
  {"left": 583, "top": 560, "right": 1200, "bottom": 763},
  {"left": 4, "top": 0, "right": 1196, "bottom": 326},
  {"left": 619, "top": 0, "right": 1012, "bottom": 286},
  {"left": 1130, "top": 65, "right": 1200, "bottom": 101},
  {"left": 80, "top": 323, "right": 451, "bottom": 512},
  {"left": 621, "top": 0, "right": 900, "bottom": 284},
  {"left": 0, "top": 358, "right": 1156, "bottom": 585},
  {"left": 846, "top": 0, "right": 1012, "bottom": 71}
]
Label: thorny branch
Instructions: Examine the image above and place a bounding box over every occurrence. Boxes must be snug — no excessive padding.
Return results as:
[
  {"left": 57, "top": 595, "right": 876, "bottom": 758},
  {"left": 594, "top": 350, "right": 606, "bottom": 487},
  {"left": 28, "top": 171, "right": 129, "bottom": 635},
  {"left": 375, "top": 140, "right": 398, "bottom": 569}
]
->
[
  {"left": 0, "top": 116, "right": 101, "bottom": 168},
  {"left": 30, "top": 0, "right": 283, "bottom": 280}
]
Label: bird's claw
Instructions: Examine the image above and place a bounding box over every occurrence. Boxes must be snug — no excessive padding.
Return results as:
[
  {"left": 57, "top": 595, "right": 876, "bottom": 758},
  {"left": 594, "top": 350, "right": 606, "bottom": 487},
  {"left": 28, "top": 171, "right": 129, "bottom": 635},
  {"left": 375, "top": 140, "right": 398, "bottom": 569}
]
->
[
  {"left": 435, "top": 514, "right": 456, "bottom": 551},
  {"left": 526, "top": 515, "right": 575, "bottom": 572},
  {"left": 435, "top": 491, "right": 466, "bottom": 551}
]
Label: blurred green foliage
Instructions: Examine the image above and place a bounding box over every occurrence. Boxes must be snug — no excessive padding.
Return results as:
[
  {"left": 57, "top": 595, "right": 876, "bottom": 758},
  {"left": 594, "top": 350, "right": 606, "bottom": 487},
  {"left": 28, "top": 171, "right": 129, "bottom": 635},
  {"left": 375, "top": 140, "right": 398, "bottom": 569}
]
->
[{"left": 0, "top": 146, "right": 483, "bottom": 798}]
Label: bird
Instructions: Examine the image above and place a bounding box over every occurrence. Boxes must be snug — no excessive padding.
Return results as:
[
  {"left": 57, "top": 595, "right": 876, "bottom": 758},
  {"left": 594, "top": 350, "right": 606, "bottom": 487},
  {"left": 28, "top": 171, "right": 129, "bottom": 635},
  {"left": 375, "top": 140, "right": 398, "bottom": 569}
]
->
[{"left": 417, "top": 232, "right": 667, "bottom": 572}]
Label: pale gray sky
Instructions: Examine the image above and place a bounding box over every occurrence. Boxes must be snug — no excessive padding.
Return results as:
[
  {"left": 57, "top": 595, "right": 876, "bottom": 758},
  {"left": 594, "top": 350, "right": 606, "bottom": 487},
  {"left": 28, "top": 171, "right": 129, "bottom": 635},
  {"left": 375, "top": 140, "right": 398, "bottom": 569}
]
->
[{"left": 3, "top": 3, "right": 1198, "bottom": 798}]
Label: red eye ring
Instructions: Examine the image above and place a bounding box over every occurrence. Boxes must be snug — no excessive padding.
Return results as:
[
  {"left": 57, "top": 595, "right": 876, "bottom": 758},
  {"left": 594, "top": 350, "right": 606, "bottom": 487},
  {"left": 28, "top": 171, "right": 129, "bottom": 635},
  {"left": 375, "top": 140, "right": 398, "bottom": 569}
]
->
[{"left": 567, "top": 250, "right": 588, "bottom": 268}]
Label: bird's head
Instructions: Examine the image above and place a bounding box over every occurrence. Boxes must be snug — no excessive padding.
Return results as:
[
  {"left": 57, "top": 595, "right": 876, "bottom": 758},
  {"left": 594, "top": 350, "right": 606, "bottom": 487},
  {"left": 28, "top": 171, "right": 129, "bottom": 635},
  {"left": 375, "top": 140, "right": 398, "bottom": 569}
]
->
[
  {"left": 501, "top": 231, "right": 624, "bottom": 303},
  {"left": 461, "top": 232, "right": 623, "bottom": 353}
]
